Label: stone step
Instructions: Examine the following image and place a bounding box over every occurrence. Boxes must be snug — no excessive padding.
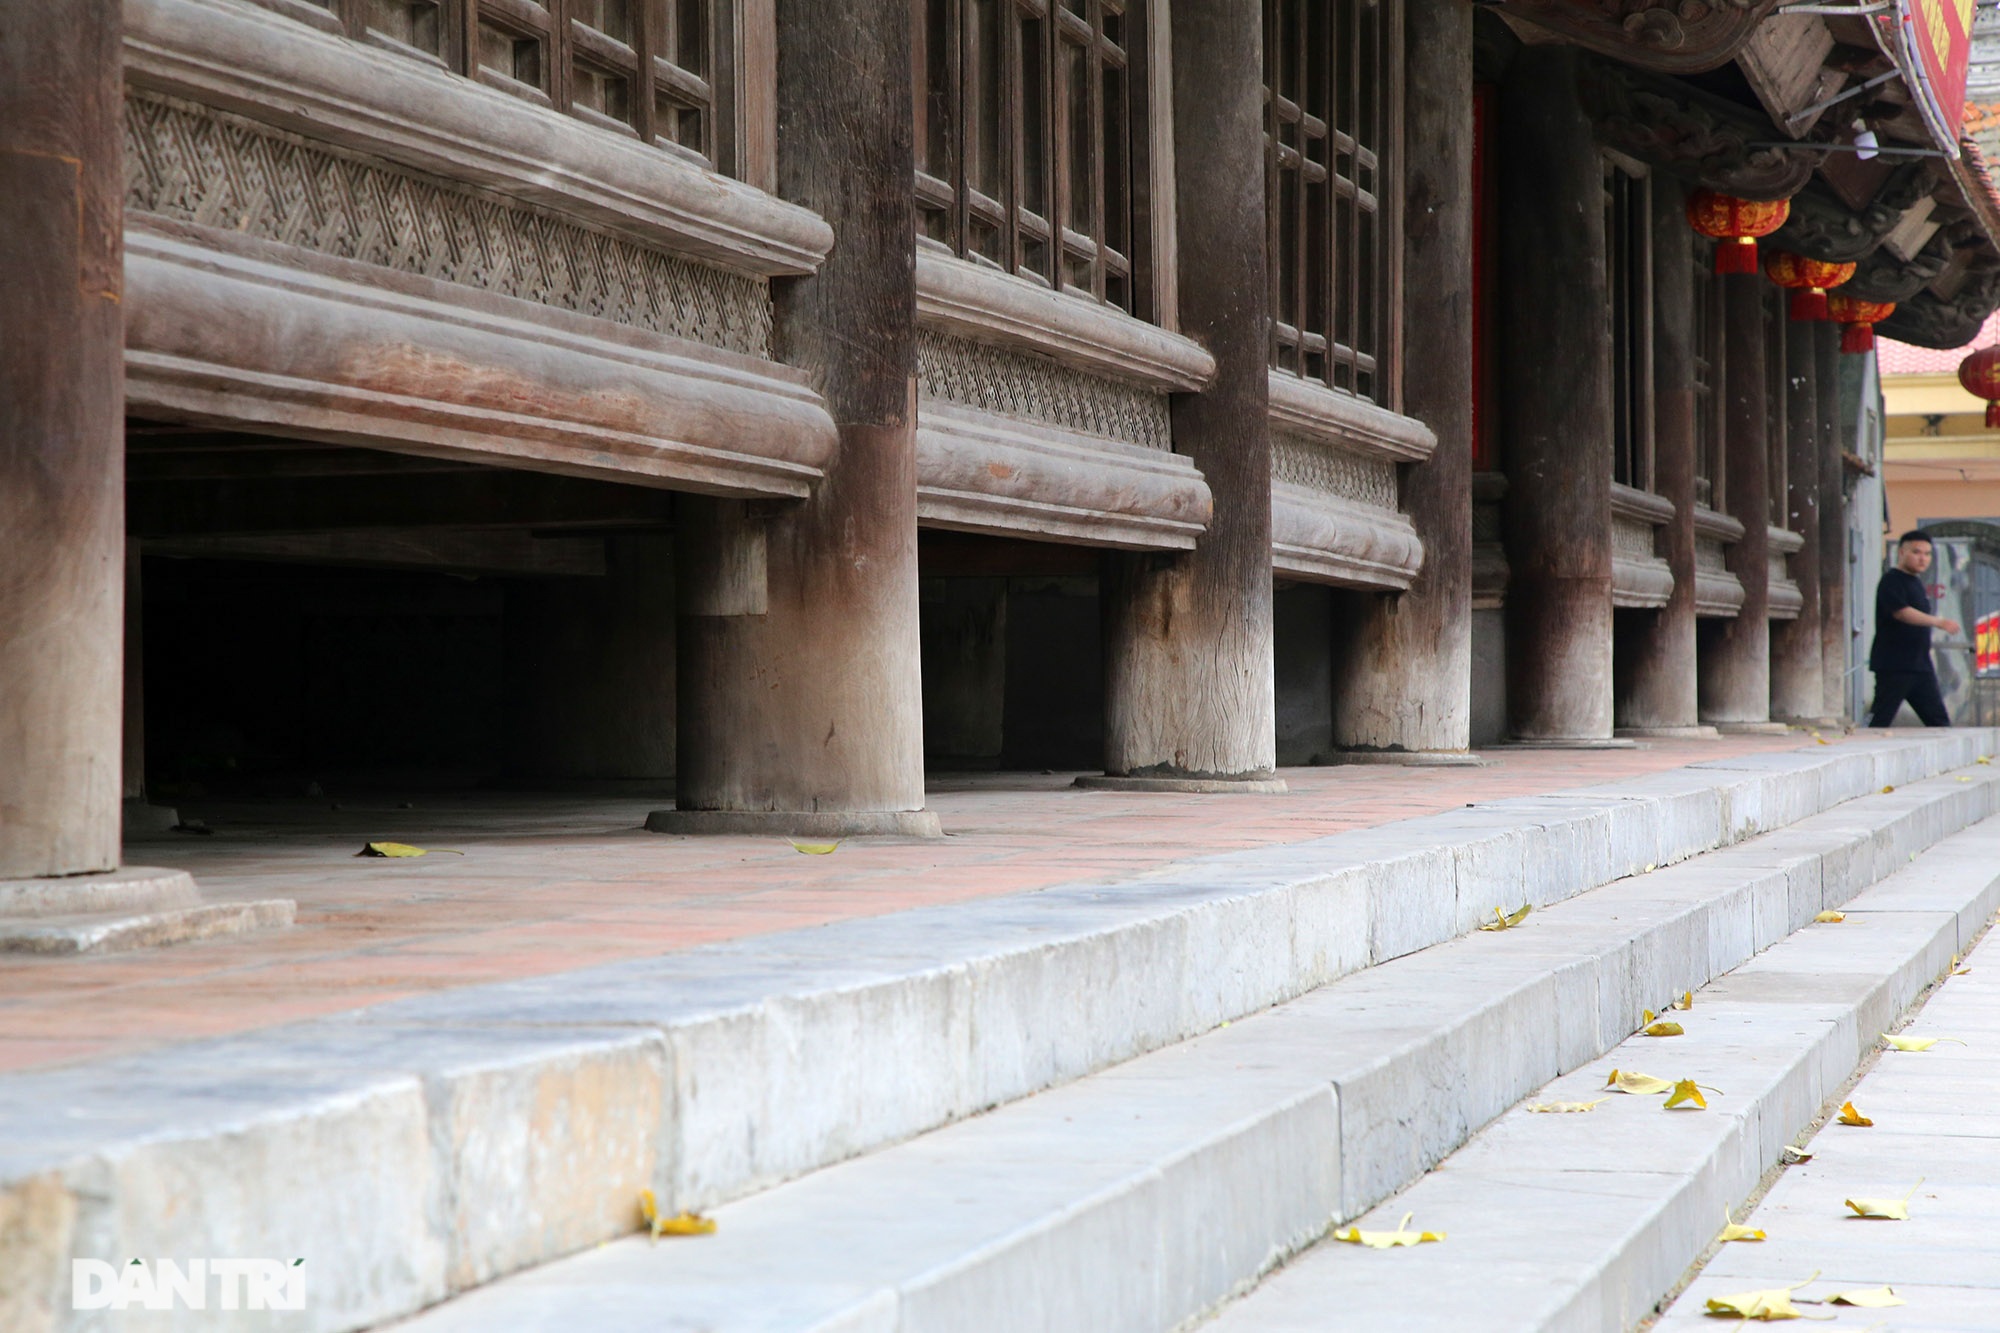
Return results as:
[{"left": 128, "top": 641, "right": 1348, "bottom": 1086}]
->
[
  {"left": 0, "top": 866, "right": 199, "bottom": 918},
  {"left": 1207, "top": 822, "right": 2000, "bottom": 1331},
  {"left": 1654, "top": 906, "right": 2000, "bottom": 1330},
  {"left": 0, "top": 734, "right": 1988, "bottom": 1333},
  {"left": 367, "top": 762, "right": 2000, "bottom": 1333},
  {"left": 0, "top": 898, "right": 296, "bottom": 955}
]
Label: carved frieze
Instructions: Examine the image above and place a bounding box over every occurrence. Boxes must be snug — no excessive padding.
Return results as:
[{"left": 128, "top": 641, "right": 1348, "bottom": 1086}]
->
[
  {"left": 916, "top": 330, "right": 1173, "bottom": 452},
  {"left": 1577, "top": 54, "right": 1814, "bottom": 201},
  {"left": 1770, "top": 166, "right": 1932, "bottom": 265},
  {"left": 1511, "top": 0, "right": 1784, "bottom": 78},
  {"left": 124, "top": 91, "right": 772, "bottom": 357},
  {"left": 1272, "top": 433, "right": 1400, "bottom": 511}
]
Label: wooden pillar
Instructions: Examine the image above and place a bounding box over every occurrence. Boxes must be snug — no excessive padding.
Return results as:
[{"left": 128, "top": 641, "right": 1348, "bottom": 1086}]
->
[
  {"left": 1699, "top": 277, "right": 1772, "bottom": 725},
  {"left": 1771, "top": 316, "right": 1824, "bottom": 720},
  {"left": 1330, "top": 0, "right": 1473, "bottom": 755},
  {"left": 0, "top": 0, "right": 125, "bottom": 878},
  {"left": 1098, "top": 0, "right": 1278, "bottom": 788},
  {"left": 1816, "top": 323, "right": 1849, "bottom": 720},
  {"left": 1498, "top": 48, "right": 1614, "bottom": 741},
  {"left": 1615, "top": 176, "right": 1703, "bottom": 733},
  {"left": 652, "top": 0, "right": 937, "bottom": 836}
]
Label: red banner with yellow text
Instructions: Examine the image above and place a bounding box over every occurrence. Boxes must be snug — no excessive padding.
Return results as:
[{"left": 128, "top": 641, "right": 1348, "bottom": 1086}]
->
[{"left": 1887, "top": 0, "right": 1975, "bottom": 156}]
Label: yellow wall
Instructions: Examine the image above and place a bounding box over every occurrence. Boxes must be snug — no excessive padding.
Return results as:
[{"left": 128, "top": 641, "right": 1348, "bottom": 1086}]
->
[{"left": 1881, "top": 370, "right": 2000, "bottom": 532}]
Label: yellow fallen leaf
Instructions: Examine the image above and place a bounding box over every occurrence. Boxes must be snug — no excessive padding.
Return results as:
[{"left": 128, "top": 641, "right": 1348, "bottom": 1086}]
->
[
  {"left": 1813, "top": 910, "right": 1845, "bottom": 923},
  {"left": 1812, "top": 733, "right": 1829, "bottom": 745},
  {"left": 1981, "top": 755, "right": 1994, "bottom": 764},
  {"left": 1825, "top": 1286, "right": 1904, "bottom": 1308},
  {"left": 1526, "top": 1098, "right": 1608, "bottom": 1113},
  {"left": 1837, "top": 1101, "right": 1873, "bottom": 1127},
  {"left": 358, "top": 841, "right": 425, "bottom": 858},
  {"left": 1958, "top": 776, "right": 1975, "bottom": 783},
  {"left": 1673, "top": 990, "right": 1694, "bottom": 1011},
  {"left": 1330, "top": 1211, "right": 1444, "bottom": 1248},
  {"left": 1664, "top": 1079, "right": 1709, "bottom": 1110},
  {"left": 1882, "top": 1033, "right": 1965, "bottom": 1052},
  {"left": 1718, "top": 1206, "right": 1766, "bottom": 1243},
  {"left": 1780, "top": 1145, "right": 1814, "bottom": 1165},
  {"left": 790, "top": 841, "right": 840, "bottom": 855},
  {"left": 1606, "top": 1069, "right": 1676, "bottom": 1095},
  {"left": 639, "top": 1189, "right": 716, "bottom": 1240},
  {"left": 1882, "top": 784, "right": 1895, "bottom": 793},
  {"left": 1846, "top": 1179, "right": 1923, "bottom": 1220},
  {"left": 1642, "top": 1020, "right": 1685, "bottom": 1037},
  {"left": 1703, "top": 1273, "right": 1819, "bottom": 1320},
  {"left": 1478, "top": 904, "right": 1531, "bottom": 931}
]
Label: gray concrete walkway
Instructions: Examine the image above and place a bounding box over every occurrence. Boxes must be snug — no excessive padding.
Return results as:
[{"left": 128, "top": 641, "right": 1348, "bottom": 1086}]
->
[{"left": 1655, "top": 906, "right": 2000, "bottom": 1331}]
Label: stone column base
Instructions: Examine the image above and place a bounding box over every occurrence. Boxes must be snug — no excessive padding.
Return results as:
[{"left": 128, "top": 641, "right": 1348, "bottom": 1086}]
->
[
  {"left": 1714, "top": 722, "right": 1792, "bottom": 736},
  {"left": 1616, "top": 725, "right": 1721, "bottom": 739},
  {"left": 1073, "top": 775, "right": 1290, "bottom": 794},
  {"left": 645, "top": 809, "right": 944, "bottom": 838},
  {"left": 0, "top": 866, "right": 294, "bottom": 955}
]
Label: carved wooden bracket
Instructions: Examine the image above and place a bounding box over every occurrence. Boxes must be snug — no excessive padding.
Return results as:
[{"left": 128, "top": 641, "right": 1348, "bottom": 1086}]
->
[
  {"left": 1576, "top": 54, "right": 1815, "bottom": 201},
  {"left": 1506, "top": 0, "right": 1784, "bottom": 77},
  {"left": 1842, "top": 234, "right": 1954, "bottom": 303},
  {"left": 1876, "top": 264, "right": 2000, "bottom": 348},
  {"left": 1770, "top": 165, "right": 1933, "bottom": 264}
]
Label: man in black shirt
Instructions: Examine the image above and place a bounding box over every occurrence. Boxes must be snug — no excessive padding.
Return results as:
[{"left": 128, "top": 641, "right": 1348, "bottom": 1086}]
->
[{"left": 1868, "top": 529, "right": 1959, "bottom": 727}]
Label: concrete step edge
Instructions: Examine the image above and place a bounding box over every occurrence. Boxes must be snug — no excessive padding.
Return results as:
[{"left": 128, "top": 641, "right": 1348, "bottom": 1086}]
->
[
  {"left": 377, "top": 787, "right": 2000, "bottom": 1331},
  {"left": 1207, "top": 829, "right": 2000, "bottom": 1331}
]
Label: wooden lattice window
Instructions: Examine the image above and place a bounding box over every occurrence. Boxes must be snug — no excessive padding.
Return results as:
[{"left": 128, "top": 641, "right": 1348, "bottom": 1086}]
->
[
  {"left": 913, "top": 0, "right": 1152, "bottom": 315},
  {"left": 1264, "top": 0, "right": 1402, "bottom": 405},
  {"left": 297, "top": 0, "right": 736, "bottom": 174},
  {"left": 1605, "top": 156, "right": 1653, "bottom": 491},
  {"left": 1691, "top": 250, "right": 1725, "bottom": 511}
]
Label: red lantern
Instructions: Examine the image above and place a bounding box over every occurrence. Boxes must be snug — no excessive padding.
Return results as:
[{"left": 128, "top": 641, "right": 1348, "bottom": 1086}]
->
[
  {"left": 1763, "top": 251, "right": 1857, "bottom": 321},
  {"left": 1686, "top": 190, "right": 1792, "bottom": 275},
  {"left": 1826, "top": 294, "right": 1896, "bottom": 354},
  {"left": 1959, "top": 345, "right": 2000, "bottom": 428}
]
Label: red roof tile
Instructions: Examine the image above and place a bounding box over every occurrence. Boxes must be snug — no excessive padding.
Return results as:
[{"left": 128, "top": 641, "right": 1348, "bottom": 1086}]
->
[{"left": 1879, "top": 309, "right": 2000, "bottom": 374}]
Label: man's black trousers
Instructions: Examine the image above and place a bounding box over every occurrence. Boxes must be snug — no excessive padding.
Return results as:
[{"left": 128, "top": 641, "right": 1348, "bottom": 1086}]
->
[{"left": 1868, "top": 669, "right": 1952, "bottom": 727}]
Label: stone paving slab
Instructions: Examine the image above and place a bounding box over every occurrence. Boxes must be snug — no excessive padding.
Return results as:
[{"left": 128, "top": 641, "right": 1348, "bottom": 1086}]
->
[
  {"left": 0, "top": 734, "right": 1875, "bottom": 1074},
  {"left": 1654, "top": 902, "right": 2000, "bottom": 1332},
  {"left": 359, "top": 768, "right": 2000, "bottom": 1333},
  {"left": 1205, "top": 816, "right": 2000, "bottom": 1333}
]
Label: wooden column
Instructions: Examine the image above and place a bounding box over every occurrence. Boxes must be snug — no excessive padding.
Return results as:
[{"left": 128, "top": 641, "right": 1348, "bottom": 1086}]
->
[
  {"left": 1771, "top": 315, "right": 1824, "bottom": 720},
  {"left": 1615, "top": 176, "right": 1703, "bottom": 733},
  {"left": 0, "top": 0, "right": 125, "bottom": 878},
  {"left": 1098, "top": 0, "right": 1278, "bottom": 788},
  {"left": 1331, "top": 0, "right": 1473, "bottom": 755},
  {"left": 1817, "top": 322, "right": 1849, "bottom": 720},
  {"left": 653, "top": 0, "right": 937, "bottom": 836},
  {"left": 1498, "top": 48, "right": 1615, "bottom": 741},
  {"left": 1699, "top": 277, "right": 1773, "bottom": 725}
]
